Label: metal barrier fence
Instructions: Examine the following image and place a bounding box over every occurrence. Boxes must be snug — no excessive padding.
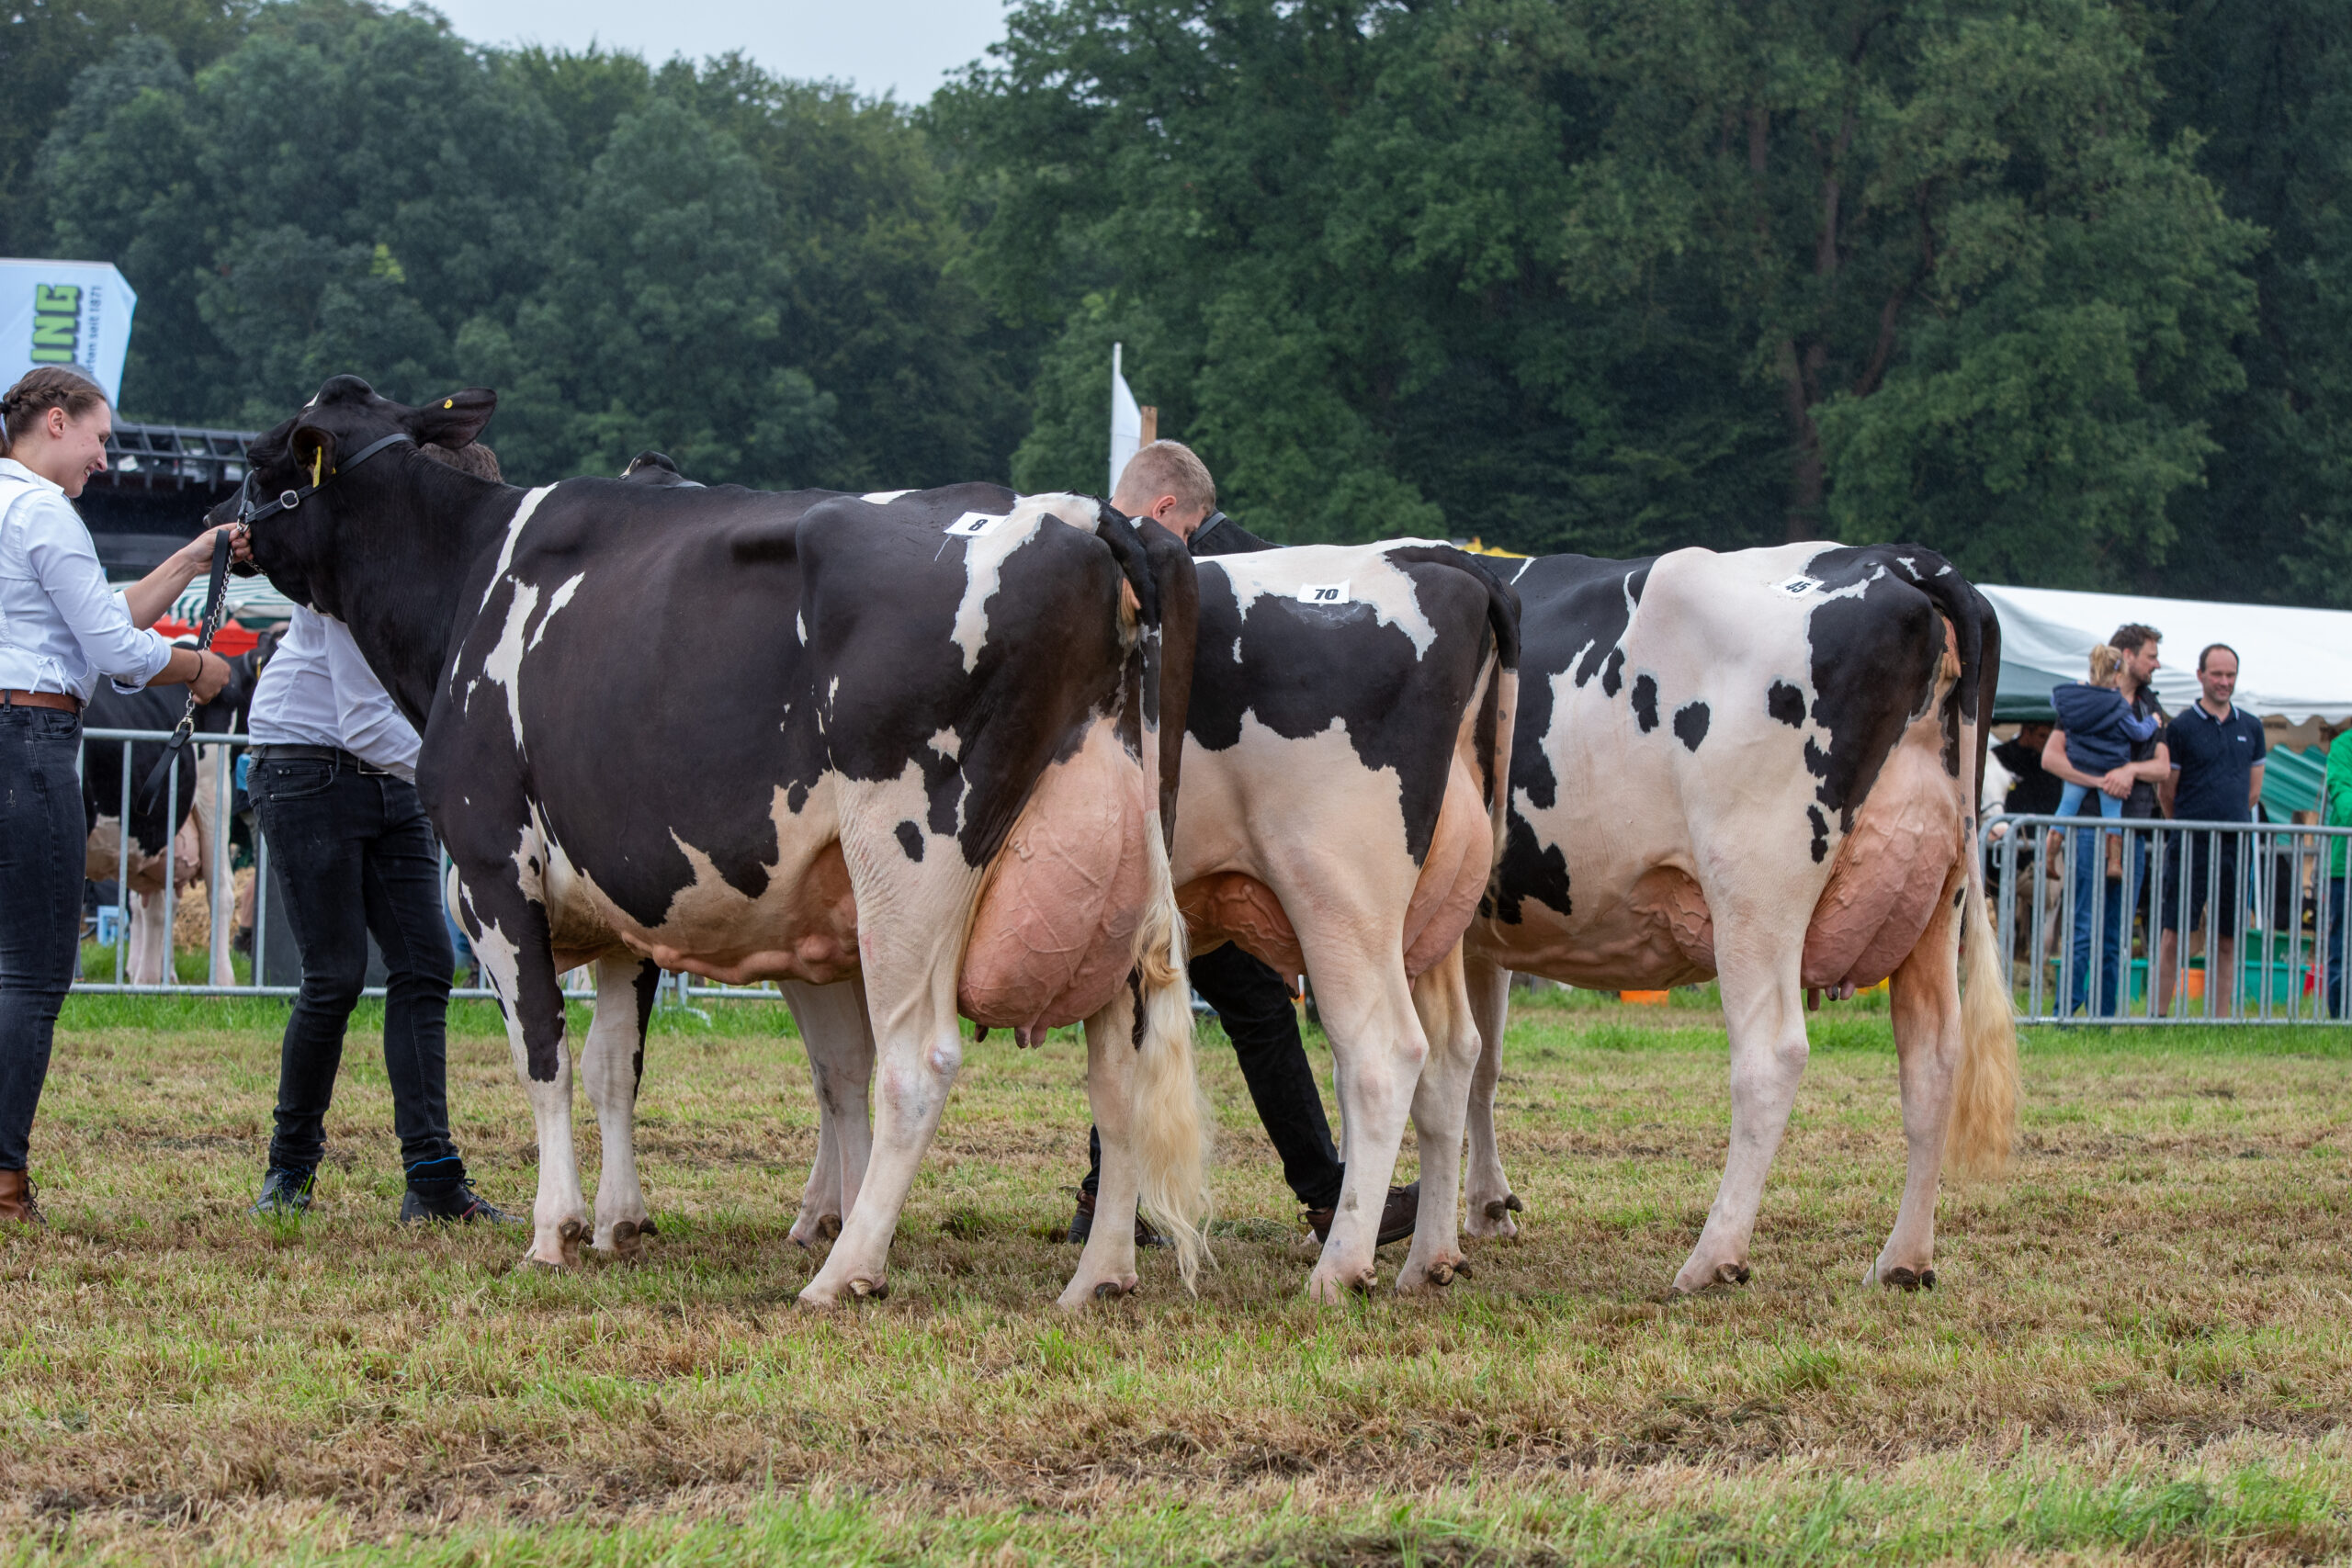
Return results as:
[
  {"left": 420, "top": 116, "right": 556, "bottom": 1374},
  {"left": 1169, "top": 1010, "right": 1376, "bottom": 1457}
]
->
[
  {"left": 1985, "top": 812, "right": 2352, "bottom": 1024},
  {"left": 72, "top": 727, "right": 782, "bottom": 1009}
]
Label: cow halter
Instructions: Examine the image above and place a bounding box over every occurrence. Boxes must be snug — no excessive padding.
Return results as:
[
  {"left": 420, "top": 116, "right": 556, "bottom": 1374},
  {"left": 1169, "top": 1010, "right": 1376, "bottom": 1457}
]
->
[
  {"left": 234, "top": 428, "right": 417, "bottom": 527},
  {"left": 134, "top": 428, "right": 418, "bottom": 810}
]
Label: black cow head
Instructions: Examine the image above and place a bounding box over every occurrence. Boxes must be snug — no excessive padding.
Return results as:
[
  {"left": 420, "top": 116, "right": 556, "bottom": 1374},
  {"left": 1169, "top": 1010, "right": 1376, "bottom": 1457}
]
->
[{"left": 218, "top": 376, "right": 495, "bottom": 617}]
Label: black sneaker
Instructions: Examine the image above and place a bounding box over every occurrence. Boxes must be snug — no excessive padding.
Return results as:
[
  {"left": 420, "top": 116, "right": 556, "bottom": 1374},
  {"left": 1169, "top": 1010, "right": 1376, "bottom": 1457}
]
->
[
  {"left": 249, "top": 1168, "right": 314, "bottom": 1217},
  {"left": 400, "top": 1183, "right": 522, "bottom": 1225},
  {"left": 1066, "top": 1188, "right": 1170, "bottom": 1248}
]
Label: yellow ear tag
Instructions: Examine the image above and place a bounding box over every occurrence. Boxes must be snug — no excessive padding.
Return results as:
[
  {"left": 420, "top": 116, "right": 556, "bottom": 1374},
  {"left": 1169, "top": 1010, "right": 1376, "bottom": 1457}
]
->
[
  {"left": 444, "top": 399, "right": 453, "bottom": 409},
  {"left": 310, "top": 448, "right": 323, "bottom": 488}
]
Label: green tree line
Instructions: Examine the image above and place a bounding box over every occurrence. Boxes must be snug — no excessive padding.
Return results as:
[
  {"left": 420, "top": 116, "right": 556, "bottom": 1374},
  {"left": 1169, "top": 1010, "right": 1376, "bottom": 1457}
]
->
[
  {"left": 17, "top": 0, "right": 1022, "bottom": 489},
  {"left": 8, "top": 0, "right": 2348, "bottom": 599}
]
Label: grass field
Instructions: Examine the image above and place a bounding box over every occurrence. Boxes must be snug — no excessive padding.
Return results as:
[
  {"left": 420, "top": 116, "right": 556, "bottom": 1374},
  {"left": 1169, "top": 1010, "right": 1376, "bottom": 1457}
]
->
[{"left": 7, "top": 987, "right": 2352, "bottom": 1564}]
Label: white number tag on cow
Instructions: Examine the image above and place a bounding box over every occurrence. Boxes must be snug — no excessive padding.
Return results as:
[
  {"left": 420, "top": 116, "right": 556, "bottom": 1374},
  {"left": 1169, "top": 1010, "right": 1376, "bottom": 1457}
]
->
[
  {"left": 1776, "top": 574, "right": 1821, "bottom": 598},
  {"left": 945, "top": 511, "right": 1009, "bottom": 538},
  {"left": 1297, "top": 581, "right": 1351, "bottom": 605}
]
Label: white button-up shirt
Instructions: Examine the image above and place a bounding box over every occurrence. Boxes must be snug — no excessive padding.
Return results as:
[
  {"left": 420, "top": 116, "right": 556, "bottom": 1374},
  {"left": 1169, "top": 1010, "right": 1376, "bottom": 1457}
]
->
[
  {"left": 247, "top": 605, "right": 422, "bottom": 781},
  {"left": 0, "top": 457, "right": 173, "bottom": 701}
]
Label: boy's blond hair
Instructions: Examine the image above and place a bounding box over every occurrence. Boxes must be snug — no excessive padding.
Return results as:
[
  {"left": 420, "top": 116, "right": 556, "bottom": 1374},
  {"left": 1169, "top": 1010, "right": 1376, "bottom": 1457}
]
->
[
  {"left": 2088, "top": 645, "right": 2129, "bottom": 687},
  {"left": 1114, "top": 440, "right": 1216, "bottom": 515}
]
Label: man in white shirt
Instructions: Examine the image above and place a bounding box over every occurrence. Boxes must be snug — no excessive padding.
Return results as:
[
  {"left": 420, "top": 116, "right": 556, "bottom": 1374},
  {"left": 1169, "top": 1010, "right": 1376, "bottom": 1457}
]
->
[{"left": 244, "top": 605, "right": 514, "bottom": 1224}]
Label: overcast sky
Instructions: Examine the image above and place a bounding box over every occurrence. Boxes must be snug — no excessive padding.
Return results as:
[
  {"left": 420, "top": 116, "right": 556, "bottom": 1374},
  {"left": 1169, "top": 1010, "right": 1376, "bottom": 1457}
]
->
[{"left": 422, "top": 1, "right": 1012, "bottom": 102}]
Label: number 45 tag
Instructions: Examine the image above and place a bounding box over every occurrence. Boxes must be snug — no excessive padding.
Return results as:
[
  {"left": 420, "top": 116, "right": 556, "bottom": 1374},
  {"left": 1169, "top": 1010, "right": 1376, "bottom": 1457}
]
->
[{"left": 1297, "top": 581, "right": 1351, "bottom": 605}]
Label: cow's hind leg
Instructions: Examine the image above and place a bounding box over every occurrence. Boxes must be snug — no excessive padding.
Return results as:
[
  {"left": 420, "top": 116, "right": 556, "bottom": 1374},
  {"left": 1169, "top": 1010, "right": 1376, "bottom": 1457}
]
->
[
  {"left": 1304, "top": 948, "right": 1429, "bottom": 1303},
  {"left": 783, "top": 979, "right": 876, "bottom": 1247},
  {"left": 1675, "top": 910, "right": 1809, "bottom": 1293},
  {"left": 584, "top": 955, "right": 662, "bottom": 1257},
  {"left": 1871, "top": 867, "right": 1968, "bottom": 1290},
  {"left": 1062, "top": 980, "right": 1147, "bottom": 1305},
  {"left": 454, "top": 864, "right": 586, "bottom": 1268},
  {"left": 800, "top": 830, "right": 977, "bottom": 1309},
  {"left": 1462, "top": 949, "right": 1521, "bottom": 1239},
  {"left": 1397, "top": 945, "right": 1477, "bottom": 1292}
]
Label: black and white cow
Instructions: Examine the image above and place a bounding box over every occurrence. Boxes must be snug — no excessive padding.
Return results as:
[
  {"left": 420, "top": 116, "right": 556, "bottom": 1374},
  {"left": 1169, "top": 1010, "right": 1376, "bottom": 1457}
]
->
[
  {"left": 781, "top": 500, "right": 1522, "bottom": 1298},
  {"left": 83, "top": 649, "right": 264, "bottom": 983},
  {"left": 1461, "top": 543, "right": 2018, "bottom": 1292},
  {"left": 222, "top": 377, "right": 1207, "bottom": 1309}
]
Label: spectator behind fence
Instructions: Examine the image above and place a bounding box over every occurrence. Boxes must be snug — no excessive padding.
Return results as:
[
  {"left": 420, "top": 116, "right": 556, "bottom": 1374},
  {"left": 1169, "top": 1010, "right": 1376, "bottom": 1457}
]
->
[
  {"left": 2156, "top": 644, "right": 2266, "bottom": 1018},
  {"left": 2051, "top": 647, "right": 2164, "bottom": 821},
  {"left": 2325, "top": 725, "right": 2350, "bottom": 1018},
  {"left": 2041, "top": 625, "right": 2168, "bottom": 1017},
  {"left": 1992, "top": 721, "right": 2062, "bottom": 816}
]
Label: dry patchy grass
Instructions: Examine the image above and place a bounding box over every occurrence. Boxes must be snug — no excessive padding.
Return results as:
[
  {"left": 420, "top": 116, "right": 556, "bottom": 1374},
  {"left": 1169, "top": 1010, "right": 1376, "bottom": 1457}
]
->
[{"left": 5, "top": 991, "right": 2352, "bottom": 1563}]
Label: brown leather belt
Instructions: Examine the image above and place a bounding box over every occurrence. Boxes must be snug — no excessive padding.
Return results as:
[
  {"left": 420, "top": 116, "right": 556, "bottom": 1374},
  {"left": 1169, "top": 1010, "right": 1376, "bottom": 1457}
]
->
[{"left": 0, "top": 689, "right": 81, "bottom": 713}]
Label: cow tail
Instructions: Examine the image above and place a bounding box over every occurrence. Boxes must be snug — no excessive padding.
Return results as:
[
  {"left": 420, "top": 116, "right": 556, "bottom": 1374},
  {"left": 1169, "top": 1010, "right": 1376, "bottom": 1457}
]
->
[
  {"left": 1131, "top": 809, "right": 1212, "bottom": 1288},
  {"left": 1417, "top": 547, "right": 1521, "bottom": 870},
  {"left": 1947, "top": 595, "right": 2018, "bottom": 1179}
]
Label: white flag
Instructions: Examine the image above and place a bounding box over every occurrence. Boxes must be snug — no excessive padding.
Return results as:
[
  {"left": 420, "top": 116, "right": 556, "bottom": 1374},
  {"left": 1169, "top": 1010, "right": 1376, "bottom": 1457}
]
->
[{"left": 1109, "top": 341, "right": 1143, "bottom": 497}]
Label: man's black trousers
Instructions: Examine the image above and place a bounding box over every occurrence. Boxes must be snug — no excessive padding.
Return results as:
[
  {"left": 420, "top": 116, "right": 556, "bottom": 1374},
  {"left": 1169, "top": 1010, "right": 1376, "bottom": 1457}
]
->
[
  {"left": 249, "top": 753, "right": 466, "bottom": 1191},
  {"left": 1083, "top": 941, "right": 1343, "bottom": 1208}
]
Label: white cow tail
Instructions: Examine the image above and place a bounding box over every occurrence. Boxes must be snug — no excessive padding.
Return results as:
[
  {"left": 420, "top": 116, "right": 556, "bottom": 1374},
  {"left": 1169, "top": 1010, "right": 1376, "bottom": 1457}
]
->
[
  {"left": 1131, "top": 809, "right": 1212, "bottom": 1287},
  {"left": 1948, "top": 813, "right": 2020, "bottom": 1179}
]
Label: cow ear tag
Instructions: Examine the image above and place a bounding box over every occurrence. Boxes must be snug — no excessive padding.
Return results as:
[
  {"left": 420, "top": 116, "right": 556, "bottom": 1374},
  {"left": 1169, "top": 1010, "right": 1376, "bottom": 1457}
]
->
[
  {"left": 444, "top": 400, "right": 453, "bottom": 409},
  {"left": 1297, "top": 581, "right": 1351, "bottom": 605},
  {"left": 310, "top": 448, "right": 323, "bottom": 489}
]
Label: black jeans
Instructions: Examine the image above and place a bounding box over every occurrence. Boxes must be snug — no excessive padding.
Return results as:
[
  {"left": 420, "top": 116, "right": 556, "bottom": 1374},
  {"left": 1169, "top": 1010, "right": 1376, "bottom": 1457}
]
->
[
  {"left": 0, "top": 705, "right": 86, "bottom": 1171},
  {"left": 250, "top": 754, "right": 463, "bottom": 1189},
  {"left": 1084, "top": 942, "right": 1344, "bottom": 1208}
]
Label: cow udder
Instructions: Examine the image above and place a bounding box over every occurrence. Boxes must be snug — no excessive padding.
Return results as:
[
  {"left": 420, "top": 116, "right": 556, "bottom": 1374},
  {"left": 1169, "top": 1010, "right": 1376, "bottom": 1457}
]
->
[{"left": 957, "top": 716, "right": 1154, "bottom": 1031}]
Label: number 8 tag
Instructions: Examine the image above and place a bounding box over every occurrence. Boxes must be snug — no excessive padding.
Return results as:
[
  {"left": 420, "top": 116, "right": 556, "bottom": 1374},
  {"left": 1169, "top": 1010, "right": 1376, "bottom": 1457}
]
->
[
  {"left": 946, "top": 512, "right": 1008, "bottom": 537},
  {"left": 1297, "top": 581, "right": 1350, "bottom": 605}
]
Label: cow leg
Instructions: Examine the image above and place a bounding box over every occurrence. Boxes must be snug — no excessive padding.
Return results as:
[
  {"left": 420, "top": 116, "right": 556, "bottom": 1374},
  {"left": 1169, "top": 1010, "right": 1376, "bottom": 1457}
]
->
[
  {"left": 584, "top": 956, "right": 661, "bottom": 1258},
  {"left": 455, "top": 865, "right": 585, "bottom": 1268},
  {"left": 1871, "top": 867, "right": 1967, "bottom": 1289},
  {"left": 130, "top": 887, "right": 166, "bottom": 985},
  {"left": 1674, "top": 914, "right": 1809, "bottom": 1293},
  {"left": 782, "top": 978, "right": 876, "bottom": 1247},
  {"left": 1061, "top": 979, "right": 1146, "bottom": 1306},
  {"left": 800, "top": 940, "right": 969, "bottom": 1307},
  {"left": 1304, "top": 951, "right": 1429, "bottom": 1303},
  {"left": 1462, "top": 949, "right": 1520, "bottom": 1239},
  {"left": 1397, "top": 945, "right": 1478, "bottom": 1292}
]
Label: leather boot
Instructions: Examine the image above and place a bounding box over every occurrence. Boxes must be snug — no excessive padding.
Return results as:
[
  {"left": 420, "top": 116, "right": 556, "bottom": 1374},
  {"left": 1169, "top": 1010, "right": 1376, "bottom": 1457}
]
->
[{"left": 0, "top": 1168, "right": 47, "bottom": 1227}]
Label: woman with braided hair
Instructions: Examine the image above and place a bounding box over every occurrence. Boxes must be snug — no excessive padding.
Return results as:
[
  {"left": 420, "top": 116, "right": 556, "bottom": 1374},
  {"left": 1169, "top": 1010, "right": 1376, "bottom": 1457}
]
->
[{"left": 0, "top": 367, "right": 239, "bottom": 1224}]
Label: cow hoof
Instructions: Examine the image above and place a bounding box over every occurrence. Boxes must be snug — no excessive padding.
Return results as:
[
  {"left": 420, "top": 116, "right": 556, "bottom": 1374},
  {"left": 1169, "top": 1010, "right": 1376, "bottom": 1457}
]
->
[
  {"left": 1408, "top": 1258, "right": 1456, "bottom": 1292},
  {"left": 818, "top": 1214, "right": 842, "bottom": 1241},
  {"left": 639, "top": 1217, "right": 659, "bottom": 1236},
  {"left": 1091, "top": 1278, "right": 1137, "bottom": 1300},
  {"left": 848, "top": 1277, "right": 888, "bottom": 1301},
  {"left": 1674, "top": 1261, "right": 1751, "bottom": 1294},
  {"left": 1468, "top": 1194, "right": 1521, "bottom": 1240},
  {"left": 1881, "top": 1266, "right": 1937, "bottom": 1292},
  {"left": 605, "top": 1219, "right": 647, "bottom": 1259},
  {"left": 554, "top": 1217, "right": 588, "bottom": 1268}
]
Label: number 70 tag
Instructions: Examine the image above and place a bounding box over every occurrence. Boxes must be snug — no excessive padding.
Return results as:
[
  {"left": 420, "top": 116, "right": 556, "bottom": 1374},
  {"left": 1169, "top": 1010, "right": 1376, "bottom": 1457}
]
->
[{"left": 1297, "top": 581, "right": 1351, "bottom": 605}]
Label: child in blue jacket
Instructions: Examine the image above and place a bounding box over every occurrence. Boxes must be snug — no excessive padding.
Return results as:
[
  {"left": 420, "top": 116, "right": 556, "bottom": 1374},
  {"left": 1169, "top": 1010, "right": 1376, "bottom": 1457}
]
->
[{"left": 2051, "top": 645, "right": 2162, "bottom": 819}]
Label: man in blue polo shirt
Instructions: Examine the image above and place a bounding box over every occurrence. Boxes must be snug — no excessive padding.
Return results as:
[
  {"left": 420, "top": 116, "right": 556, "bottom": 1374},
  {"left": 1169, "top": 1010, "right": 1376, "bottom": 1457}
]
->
[{"left": 2156, "top": 644, "right": 2266, "bottom": 1016}]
